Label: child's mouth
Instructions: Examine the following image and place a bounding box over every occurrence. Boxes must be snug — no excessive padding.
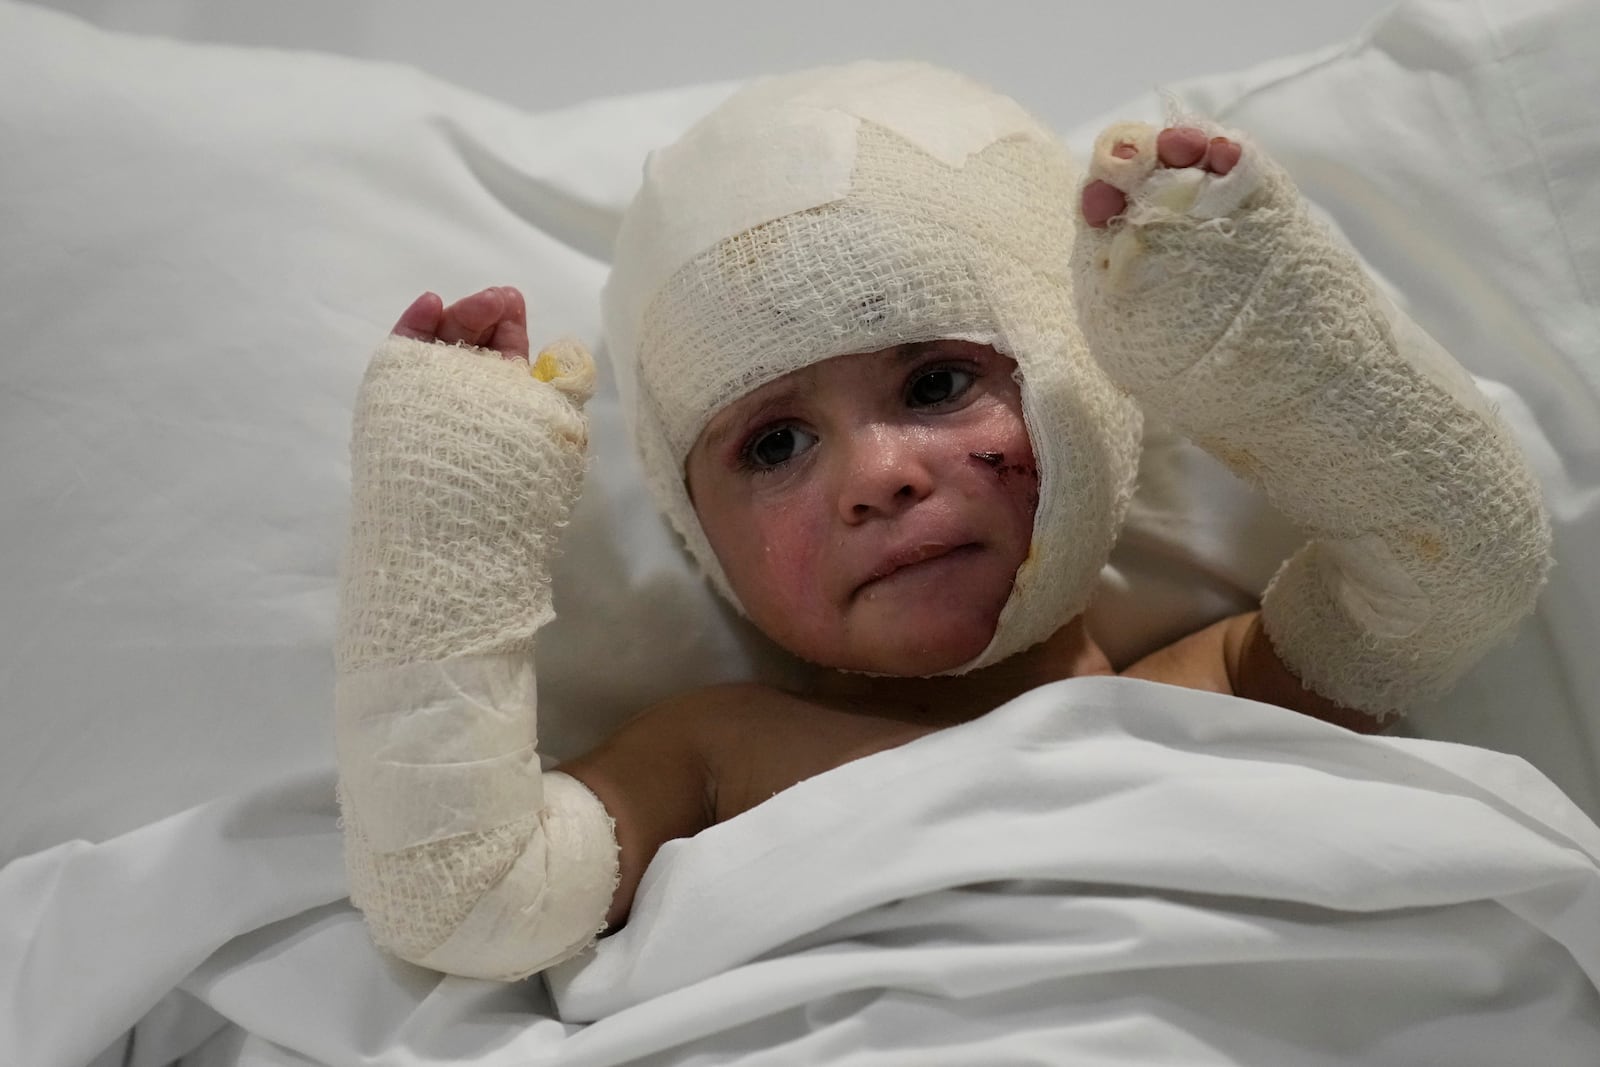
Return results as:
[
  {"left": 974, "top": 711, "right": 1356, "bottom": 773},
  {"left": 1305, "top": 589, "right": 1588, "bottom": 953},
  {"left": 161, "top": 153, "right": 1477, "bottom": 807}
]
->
[{"left": 857, "top": 542, "right": 982, "bottom": 596}]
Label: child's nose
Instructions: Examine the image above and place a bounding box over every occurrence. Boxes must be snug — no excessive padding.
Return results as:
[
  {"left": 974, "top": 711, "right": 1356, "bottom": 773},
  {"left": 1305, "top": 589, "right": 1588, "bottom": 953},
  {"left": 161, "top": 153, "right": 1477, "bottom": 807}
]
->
[{"left": 838, "top": 426, "right": 935, "bottom": 522}]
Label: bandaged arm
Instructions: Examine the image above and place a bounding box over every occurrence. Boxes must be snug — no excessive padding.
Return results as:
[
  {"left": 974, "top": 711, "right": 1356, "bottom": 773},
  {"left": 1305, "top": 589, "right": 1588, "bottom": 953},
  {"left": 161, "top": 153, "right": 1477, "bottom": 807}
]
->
[
  {"left": 334, "top": 335, "right": 619, "bottom": 980},
  {"left": 1073, "top": 129, "right": 1553, "bottom": 719}
]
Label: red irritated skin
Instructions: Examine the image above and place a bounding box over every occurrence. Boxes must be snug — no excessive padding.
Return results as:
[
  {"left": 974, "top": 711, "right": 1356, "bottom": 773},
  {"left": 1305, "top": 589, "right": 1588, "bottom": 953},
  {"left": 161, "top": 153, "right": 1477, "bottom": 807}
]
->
[{"left": 685, "top": 340, "right": 1040, "bottom": 679}]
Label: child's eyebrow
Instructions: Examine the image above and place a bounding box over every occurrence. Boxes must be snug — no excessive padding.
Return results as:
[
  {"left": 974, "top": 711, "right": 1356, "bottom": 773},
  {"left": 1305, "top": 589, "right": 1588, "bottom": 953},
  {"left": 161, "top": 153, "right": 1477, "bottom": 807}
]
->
[
  {"left": 700, "top": 417, "right": 742, "bottom": 456},
  {"left": 893, "top": 340, "right": 965, "bottom": 363},
  {"left": 701, "top": 382, "right": 807, "bottom": 455}
]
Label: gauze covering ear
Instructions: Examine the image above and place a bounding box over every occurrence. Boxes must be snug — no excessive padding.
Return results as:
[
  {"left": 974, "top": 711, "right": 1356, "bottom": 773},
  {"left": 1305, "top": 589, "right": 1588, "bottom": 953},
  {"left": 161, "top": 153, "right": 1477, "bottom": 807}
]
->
[{"left": 603, "top": 62, "right": 1142, "bottom": 674}]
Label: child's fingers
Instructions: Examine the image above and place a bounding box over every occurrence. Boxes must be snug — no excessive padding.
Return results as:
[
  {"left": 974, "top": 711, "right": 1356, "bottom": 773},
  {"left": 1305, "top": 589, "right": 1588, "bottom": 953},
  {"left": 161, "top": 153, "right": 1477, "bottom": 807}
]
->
[
  {"left": 392, "top": 291, "right": 444, "bottom": 340},
  {"left": 489, "top": 317, "right": 531, "bottom": 361},
  {"left": 485, "top": 286, "right": 529, "bottom": 359},
  {"left": 436, "top": 288, "right": 506, "bottom": 348},
  {"left": 397, "top": 287, "right": 528, "bottom": 357},
  {"left": 499, "top": 286, "right": 528, "bottom": 328}
]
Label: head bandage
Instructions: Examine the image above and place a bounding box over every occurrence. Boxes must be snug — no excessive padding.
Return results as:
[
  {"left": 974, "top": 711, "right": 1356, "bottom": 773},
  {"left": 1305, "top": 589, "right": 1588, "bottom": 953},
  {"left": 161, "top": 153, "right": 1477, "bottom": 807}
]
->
[{"left": 604, "top": 62, "right": 1142, "bottom": 674}]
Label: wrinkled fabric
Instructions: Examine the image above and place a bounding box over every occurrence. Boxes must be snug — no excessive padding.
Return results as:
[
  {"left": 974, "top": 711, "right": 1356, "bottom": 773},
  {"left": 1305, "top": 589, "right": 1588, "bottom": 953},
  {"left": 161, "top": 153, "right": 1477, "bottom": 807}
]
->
[{"left": 7, "top": 679, "right": 1600, "bottom": 1066}]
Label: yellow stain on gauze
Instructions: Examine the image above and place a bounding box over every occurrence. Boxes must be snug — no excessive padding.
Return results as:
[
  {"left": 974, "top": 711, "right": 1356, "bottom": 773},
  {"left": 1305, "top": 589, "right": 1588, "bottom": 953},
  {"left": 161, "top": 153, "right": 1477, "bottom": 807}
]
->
[{"left": 531, "top": 349, "right": 562, "bottom": 382}]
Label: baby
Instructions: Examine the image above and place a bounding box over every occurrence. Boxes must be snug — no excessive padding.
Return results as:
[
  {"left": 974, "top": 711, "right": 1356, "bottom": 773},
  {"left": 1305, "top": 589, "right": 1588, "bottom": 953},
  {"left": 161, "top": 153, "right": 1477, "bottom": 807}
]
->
[{"left": 335, "top": 64, "right": 1551, "bottom": 981}]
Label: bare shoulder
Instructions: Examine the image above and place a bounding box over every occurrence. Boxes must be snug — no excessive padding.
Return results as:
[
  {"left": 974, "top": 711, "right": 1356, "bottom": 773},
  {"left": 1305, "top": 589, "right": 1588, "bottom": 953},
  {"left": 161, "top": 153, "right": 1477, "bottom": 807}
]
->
[
  {"left": 1120, "top": 610, "right": 1386, "bottom": 735},
  {"left": 555, "top": 680, "right": 955, "bottom": 930},
  {"left": 694, "top": 683, "right": 972, "bottom": 834}
]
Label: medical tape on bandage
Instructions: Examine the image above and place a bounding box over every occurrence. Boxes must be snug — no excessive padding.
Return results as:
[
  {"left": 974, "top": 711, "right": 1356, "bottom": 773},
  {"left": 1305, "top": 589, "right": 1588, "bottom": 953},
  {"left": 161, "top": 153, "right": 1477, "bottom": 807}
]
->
[
  {"left": 417, "top": 771, "right": 618, "bottom": 980},
  {"left": 335, "top": 652, "right": 543, "bottom": 852},
  {"left": 609, "top": 64, "right": 1047, "bottom": 350}
]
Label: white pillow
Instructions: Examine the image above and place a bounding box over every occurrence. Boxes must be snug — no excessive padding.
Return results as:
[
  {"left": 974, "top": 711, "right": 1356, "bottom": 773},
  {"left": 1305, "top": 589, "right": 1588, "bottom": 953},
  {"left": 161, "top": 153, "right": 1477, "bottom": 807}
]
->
[
  {"left": 2, "top": 0, "right": 1595, "bottom": 869},
  {"left": 0, "top": 0, "right": 748, "bottom": 860}
]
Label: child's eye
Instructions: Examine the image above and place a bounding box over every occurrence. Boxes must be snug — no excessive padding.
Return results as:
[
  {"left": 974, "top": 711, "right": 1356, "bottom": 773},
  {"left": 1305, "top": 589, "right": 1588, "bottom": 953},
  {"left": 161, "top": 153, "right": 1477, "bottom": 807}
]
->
[
  {"left": 907, "top": 367, "right": 975, "bottom": 408},
  {"left": 742, "top": 425, "right": 817, "bottom": 470}
]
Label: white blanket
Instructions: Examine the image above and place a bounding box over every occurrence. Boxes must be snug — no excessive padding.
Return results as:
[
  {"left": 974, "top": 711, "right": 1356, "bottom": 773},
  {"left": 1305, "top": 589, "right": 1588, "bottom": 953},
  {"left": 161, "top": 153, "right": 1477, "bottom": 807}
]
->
[{"left": 6, "top": 679, "right": 1599, "bottom": 1065}]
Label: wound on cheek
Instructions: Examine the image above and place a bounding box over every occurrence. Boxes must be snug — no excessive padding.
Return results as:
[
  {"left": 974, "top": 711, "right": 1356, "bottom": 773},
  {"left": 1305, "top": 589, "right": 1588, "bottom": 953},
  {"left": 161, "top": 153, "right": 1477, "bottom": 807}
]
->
[
  {"left": 973, "top": 450, "right": 1036, "bottom": 484},
  {"left": 996, "top": 463, "right": 1038, "bottom": 482},
  {"left": 973, "top": 450, "right": 1039, "bottom": 509}
]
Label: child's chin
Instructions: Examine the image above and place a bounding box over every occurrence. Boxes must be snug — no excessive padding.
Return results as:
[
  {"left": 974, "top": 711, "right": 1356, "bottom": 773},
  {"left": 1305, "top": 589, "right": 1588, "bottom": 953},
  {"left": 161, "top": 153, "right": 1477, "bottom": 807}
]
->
[{"left": 848, "top": 627, "right": 996, "bottom": 678}]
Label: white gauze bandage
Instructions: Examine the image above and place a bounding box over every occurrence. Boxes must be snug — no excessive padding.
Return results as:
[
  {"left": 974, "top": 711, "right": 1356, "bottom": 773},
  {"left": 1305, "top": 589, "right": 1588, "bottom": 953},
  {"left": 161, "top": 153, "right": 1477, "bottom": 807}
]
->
[
  {"left": 603, "top": 63, "right": 1142, "bottom": 673},
  {"left": 335, "top": 336, "right": 619, "bottom": 980},
  {"left": 1071, "top": 118, "right": 1553, "bottom": 716}
]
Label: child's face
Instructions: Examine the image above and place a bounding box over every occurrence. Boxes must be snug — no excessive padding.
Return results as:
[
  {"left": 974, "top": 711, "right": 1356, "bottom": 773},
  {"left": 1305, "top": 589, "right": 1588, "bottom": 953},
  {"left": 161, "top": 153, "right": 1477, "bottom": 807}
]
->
[{"left": 686, "top": 340, "right": 1039, "bottom": 676}]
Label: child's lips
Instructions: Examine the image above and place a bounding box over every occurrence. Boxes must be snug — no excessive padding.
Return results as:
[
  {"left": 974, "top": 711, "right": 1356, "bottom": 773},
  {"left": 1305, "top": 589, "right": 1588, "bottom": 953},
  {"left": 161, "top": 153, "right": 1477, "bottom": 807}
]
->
[{"left": 855, "top": 541, "right": 981, "bottom": 596}]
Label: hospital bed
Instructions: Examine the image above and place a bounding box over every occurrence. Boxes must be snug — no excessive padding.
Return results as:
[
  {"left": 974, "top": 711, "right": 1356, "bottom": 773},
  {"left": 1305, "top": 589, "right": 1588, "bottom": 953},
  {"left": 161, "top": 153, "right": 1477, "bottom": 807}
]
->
[{"left": 2, "top": 0, "right": 1598, "bottom": 1062}]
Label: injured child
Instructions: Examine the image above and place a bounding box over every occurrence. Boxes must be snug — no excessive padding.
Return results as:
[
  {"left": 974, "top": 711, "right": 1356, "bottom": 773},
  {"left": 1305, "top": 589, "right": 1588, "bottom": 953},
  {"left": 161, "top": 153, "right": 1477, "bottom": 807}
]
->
[{"left": 333, "top": 63, "right": 1553, "bottom": 982}]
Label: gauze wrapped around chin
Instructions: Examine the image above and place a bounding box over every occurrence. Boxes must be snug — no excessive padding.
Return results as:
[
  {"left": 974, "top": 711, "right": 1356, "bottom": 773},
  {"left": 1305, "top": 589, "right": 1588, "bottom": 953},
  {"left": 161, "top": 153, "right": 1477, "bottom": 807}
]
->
[{"left": 603, "top": 61, "right": 1142, "bottom": 675}]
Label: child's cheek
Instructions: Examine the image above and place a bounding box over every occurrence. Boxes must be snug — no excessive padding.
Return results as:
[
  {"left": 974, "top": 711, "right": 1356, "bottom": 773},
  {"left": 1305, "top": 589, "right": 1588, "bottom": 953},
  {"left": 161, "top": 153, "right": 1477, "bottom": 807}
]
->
[
  {"left": 996, "top": 450, "right": 1041, "bottom": 519},
  {"left": 969, "top": 403, "right": 1041, "bottom": 520},
  {"left": 733, "top": 492, "right": 839, "bottom": 660},
  {"left": 750, "top": 494, "right": 831, "bottom": 608}
]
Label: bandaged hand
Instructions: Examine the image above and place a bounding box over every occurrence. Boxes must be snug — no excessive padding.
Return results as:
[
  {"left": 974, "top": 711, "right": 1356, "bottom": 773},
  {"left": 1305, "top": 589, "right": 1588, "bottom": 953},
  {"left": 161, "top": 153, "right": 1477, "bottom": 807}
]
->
[
  {"left": 1071, "top": 121, "right": 1552, "bottom": 720},
  {"left": 335, "top": 290, "right": 617, "bottom": 980}
]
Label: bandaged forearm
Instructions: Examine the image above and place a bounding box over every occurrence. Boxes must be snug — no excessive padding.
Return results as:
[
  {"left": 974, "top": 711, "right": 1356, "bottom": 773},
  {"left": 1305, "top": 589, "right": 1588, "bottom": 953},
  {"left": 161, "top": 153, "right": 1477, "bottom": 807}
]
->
[
  {"left": 334, "top": 335, "right": 618, "bottom": 979},
  {"left": 1073, "top": 127, "right": 1553, "bottom": 717}
]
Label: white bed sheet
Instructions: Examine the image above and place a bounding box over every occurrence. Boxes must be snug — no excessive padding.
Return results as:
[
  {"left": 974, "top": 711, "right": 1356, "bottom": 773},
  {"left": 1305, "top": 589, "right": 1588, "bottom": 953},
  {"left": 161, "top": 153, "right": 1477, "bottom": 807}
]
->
[{"left": 11, "top": 680, "right": 1600, "bottom": 1066}]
